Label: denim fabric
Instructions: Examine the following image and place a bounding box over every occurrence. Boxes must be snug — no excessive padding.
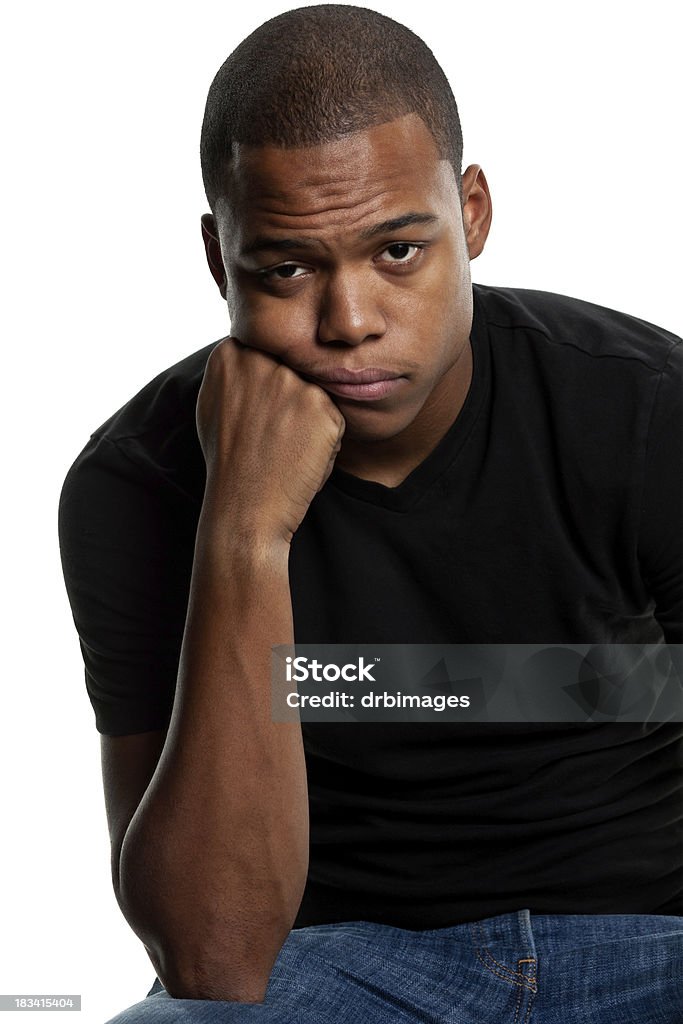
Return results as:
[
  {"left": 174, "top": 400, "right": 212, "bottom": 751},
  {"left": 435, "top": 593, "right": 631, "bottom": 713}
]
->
[{"left": 105, "top": 910, "right": 683, "bottom": 1023}]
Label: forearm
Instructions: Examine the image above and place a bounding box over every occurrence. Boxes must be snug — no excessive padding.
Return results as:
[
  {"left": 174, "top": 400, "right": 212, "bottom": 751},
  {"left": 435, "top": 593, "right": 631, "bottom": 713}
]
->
[{"left": 117, "top": 507, "right": 309, "bottom": 1001}]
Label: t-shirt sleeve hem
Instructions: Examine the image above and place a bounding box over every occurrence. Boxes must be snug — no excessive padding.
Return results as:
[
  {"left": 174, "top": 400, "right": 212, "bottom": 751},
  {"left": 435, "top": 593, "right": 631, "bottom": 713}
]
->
[{"left": 91, "top": 694, "right": 173, "bottom": 738}]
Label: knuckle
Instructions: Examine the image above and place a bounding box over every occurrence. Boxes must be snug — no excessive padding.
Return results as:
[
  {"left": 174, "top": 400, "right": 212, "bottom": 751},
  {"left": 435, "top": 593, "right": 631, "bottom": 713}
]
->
[
  {"left": 212, "top": 338, "right": 233, "bottom": 361},
  {"left": 205, "top": 338, "right": 234, "bottom": 375}
]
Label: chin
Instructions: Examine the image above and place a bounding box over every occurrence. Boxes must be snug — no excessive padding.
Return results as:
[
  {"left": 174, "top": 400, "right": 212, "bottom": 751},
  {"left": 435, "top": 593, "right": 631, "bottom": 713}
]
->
[{"left": 338, "top": 408, "right": 418, "bottom": 444}]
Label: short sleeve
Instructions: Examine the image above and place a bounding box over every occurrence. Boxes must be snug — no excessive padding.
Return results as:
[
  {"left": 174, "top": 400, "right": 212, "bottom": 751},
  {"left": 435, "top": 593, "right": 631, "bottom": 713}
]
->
[
  {"left": 58, "top": 433, "right": 200, "bottom": 736},
  {"left": 637, "top": 341, "right": 683, "bottom": 644}
]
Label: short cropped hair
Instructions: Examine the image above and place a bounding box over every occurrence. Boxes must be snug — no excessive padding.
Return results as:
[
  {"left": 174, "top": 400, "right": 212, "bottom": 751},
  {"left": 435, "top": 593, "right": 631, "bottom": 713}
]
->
[{"left": 200, "top": 4, "right": 464, "bottom": 211}]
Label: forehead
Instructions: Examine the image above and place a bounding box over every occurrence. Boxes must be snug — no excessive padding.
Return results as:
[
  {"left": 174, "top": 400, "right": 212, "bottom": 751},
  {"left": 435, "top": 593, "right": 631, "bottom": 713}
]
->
[{"left": 215, "top": 113, "right": 460, "bottom": 242}]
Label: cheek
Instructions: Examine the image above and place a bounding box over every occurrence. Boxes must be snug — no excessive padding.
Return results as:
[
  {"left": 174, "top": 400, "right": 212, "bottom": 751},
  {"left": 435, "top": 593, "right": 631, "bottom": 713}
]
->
[
  {"left": 392, "top": 256, "right": 464, "bottom": 336},
  {"left": 429, "top": 246, "right": 472, "bottom": 324},
  {"left": 229, "top": 289, "right": 316, "bottom": 358}
]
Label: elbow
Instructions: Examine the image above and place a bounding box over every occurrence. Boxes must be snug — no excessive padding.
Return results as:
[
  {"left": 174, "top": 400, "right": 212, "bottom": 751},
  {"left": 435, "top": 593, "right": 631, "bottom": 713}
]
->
[
  {"left": 114, "top": 876, "right": 290, "bottom": 1005},
  {"left": 160, "top": 962, "right": 270, "bottom": 1003},
  {"left": 114, "top": 836, "right": 303, "bottom": 1003},
  {"left": 150, "top": 941, "right": 276, "bottom": 1003}
]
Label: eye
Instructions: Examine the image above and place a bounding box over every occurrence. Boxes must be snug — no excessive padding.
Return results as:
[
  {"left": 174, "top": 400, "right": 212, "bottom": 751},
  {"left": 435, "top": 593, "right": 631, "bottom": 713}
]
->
[
  {"left": 376, "top": 242, "right": 422, "bottom": 265},
  {"left": 260, "top": 263, "right": 308, "bottom": 280}
]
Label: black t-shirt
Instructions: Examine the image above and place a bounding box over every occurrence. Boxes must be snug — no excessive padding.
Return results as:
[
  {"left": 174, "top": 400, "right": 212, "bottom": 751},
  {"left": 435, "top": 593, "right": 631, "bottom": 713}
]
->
[{"left": 59, "top": 284, "right": 683, "bottom": 927}]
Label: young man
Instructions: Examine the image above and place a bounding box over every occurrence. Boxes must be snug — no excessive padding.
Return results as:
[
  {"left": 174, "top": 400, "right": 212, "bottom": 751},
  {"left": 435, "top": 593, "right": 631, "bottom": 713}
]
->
[{"left": 58, "top": 5, "right": 682, "bottom": 1022}]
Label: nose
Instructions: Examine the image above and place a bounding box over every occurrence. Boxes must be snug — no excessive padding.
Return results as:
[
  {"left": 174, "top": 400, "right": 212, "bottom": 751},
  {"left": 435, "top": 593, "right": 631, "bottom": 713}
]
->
[{"left": 317, "top": 270, "right": 386, "bottom": 346}]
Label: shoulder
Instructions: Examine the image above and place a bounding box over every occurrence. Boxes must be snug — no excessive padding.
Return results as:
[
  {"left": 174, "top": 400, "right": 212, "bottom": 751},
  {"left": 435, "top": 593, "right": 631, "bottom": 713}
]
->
[
  {"left": 472, "top": 283, "right": 680, "bottom": 372},
  {"left": 61, "top": 339, "right": 223, "bottom": 508},
  {"left": 469, "top": 285, "right": 681, "bottom": 501},
  {"left": 93, "top": 339, "right": 221, "bottom": 447}
]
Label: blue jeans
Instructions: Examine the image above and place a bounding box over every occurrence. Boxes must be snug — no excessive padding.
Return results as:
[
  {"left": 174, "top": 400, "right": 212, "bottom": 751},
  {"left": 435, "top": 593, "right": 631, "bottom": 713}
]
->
[{"left": 105, "top": 910, "right": 683, "bottom": 1023}]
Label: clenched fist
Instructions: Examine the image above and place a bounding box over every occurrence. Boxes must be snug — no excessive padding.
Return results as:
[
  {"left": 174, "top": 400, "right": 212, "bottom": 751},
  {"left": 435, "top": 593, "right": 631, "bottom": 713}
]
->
[{"left": 197, "top": 338, "right": 346, "bottom": 546}]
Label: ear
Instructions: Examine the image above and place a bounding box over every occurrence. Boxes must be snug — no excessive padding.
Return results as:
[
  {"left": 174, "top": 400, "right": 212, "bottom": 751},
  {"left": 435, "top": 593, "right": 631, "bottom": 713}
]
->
[
  {"left": 460, "top": 165, "right": 492, "bottom": 261},
  {"left": 201, "top": 213, "right": 228, "bottom": 300}
]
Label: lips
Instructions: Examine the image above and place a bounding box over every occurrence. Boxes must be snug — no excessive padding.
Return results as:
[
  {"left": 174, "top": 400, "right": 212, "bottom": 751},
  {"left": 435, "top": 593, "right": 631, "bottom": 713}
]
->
[
  {"left": 297, "top": 366, "right": 407, "bottom": 402},
  {"left": 304, "top": 367, "right": 402, "bottom": 385},
  {"left": 322, "top": 379, "right": 406, "bottom": 400}
]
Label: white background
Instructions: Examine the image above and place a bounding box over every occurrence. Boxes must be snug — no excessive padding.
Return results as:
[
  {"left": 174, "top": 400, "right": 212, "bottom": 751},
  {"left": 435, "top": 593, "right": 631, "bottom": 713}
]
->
[{"left": 0, "top": 1, "right": 680, "bottom": 1021}]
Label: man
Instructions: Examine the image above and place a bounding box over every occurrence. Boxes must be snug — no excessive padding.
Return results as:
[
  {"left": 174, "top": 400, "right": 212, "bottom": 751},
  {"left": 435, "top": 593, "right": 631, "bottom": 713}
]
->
[{"left": 58, "top": 5, "right": 682, "bottom": 1022}]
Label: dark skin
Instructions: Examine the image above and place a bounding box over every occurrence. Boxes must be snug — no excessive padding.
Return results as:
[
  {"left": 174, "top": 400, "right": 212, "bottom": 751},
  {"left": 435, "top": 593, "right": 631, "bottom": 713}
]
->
[
  {"left": 110, "top": 114, "right": 492, "bottom": 1003},
  {"left": 200, "top": 112, "right": 492, "bottom": 490}
]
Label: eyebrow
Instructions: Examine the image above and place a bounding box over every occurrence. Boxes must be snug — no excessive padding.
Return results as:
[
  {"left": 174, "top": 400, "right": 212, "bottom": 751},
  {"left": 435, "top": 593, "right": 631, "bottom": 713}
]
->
[
  {"left": 359, "top": 212, "right": 439, "bottom": 240},
  {"left": 239, "top": 211, "right": 439, "bottom": 258}
]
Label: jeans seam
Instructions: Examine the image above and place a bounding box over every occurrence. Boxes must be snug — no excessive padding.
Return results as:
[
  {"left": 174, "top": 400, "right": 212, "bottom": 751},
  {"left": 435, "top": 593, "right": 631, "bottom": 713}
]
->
[
  {"left": 469, "top": 921, "right": 538, "bottom": 989},
  {"left": 514, "top": 959, "right": 538, "bottom": 1024}
]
